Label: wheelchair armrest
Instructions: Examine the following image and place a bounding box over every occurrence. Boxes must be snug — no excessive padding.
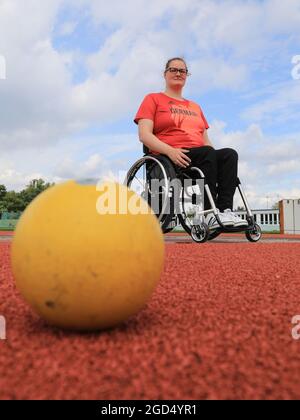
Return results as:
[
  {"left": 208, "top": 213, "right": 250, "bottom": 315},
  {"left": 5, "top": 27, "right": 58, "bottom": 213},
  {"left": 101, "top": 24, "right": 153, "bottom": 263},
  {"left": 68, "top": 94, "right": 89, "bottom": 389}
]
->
[{"left": 143, "top": 144, "right": 150, "bottom": 155}]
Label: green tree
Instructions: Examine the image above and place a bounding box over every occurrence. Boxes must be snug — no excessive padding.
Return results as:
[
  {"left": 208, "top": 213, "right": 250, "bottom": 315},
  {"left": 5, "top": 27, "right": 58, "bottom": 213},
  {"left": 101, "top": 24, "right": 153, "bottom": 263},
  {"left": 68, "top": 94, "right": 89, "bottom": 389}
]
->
[
  {"left": 0, "top": 185, "right": 8, "bottom": 214},
  {"left": 19, "top": 179, "right": 54, "bottom": 208},
  {"left": 0, "top": 185, "right": 6, "bottom": 200},
  {"left": 1, "top": 191, "right": 25, "bottom": 212},
  {"left": 0, "top": 179, "right": 54, "bottom": 215}
]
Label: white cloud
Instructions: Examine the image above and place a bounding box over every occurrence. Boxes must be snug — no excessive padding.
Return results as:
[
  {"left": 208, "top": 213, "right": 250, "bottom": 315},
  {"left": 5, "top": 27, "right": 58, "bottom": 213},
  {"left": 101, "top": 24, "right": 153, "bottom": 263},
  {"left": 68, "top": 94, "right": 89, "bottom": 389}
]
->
[
  {"left": 185, "top": 59, "right": 249, "bottom": 95},
  {"left": 55, "top": 153, "right": 107, "bottom": 179},
  {"left": 88, "top": 0, "right": 193, "bottom": 28},
  {"left": 0, "top": 0, "right": 62, "bottom": 50},
  {"left": 209, "top": 121, "right": 300, "bottom": 208},
  {"left": 0, "top": 131, "right": 141, "bottom": 191},
  {"left": 264, "top": 0, "right": 300, "bottom": 34},
  {"left": 0, "top": 0, "right": 76, "bottom": 151},
  {"left": 209, "top": 121, "right": 265, "bottom": 160},
  {"left": 256, "top": 136, "right": 300, "bottom": 162},
  {"left": 1, "top": 0, "right": 299, "bottom": 148},
  {"left": 267, "top": 160, "right": 300, "bottom": 176},
  {"left": 0, "top": 168, "right": 49, "bottom": 192},
  {"left": 241, "top": 81, "right": 300, "bottom": 124}
]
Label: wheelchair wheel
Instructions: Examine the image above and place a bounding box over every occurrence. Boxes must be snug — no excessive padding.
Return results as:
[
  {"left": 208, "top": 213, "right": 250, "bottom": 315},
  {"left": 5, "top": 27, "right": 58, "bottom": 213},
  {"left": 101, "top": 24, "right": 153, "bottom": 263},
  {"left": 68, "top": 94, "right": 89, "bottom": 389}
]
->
[
  {"left": 125, "top": 155, "right": 176, "bottom": 232},
  {"left": 245, "top": 223, "right": 262, "bottom": 242},
  {"left": 190, "top": 223, "right": 209, "bottom": 243}
]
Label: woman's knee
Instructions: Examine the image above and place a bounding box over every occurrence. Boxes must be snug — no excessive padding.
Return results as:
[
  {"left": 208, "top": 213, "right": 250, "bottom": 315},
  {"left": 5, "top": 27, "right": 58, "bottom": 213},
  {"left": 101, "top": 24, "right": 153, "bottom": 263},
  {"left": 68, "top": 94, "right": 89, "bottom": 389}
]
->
[{"left": 221, "top": 148, "right": 239, "bottom": 160}]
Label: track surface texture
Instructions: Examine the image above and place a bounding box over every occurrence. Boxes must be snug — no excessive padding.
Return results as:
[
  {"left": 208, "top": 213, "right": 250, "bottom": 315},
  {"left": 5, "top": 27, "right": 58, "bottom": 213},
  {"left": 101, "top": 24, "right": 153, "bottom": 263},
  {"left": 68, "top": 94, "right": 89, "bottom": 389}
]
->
[{"left": 1, "top": 239, "right": 300, "bottom": 400}]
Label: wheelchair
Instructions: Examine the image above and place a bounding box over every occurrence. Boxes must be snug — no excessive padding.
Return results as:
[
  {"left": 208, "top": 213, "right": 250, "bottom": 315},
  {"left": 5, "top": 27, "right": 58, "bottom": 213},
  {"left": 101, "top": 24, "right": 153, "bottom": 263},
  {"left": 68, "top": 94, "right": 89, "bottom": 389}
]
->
[{"left": 124, "top": 145, "right": 262, "bottom": 243}]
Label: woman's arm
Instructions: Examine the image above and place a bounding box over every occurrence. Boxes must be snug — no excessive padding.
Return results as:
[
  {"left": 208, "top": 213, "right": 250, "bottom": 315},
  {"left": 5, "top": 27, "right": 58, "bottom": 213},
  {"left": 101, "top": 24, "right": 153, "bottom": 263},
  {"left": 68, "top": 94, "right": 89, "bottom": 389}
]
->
[
  {"left": 203, "top": 129, "right": 214, "bottom": 148},
  {"left": 138, "top": 119, "right": 173, "bottom": 155},
  {"left": 138, "top": 119, "right": 191, "bottom": 168}
]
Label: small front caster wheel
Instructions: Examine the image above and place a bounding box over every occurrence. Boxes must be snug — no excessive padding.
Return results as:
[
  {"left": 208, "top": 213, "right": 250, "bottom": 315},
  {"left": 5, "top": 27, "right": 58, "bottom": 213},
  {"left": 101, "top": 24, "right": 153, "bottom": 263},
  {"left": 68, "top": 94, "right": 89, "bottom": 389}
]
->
[
  {"left": 245, "top": 223, "right": 262, "bottom": 243},
  {"left": 191, "top": 223, "right": 209, "bottom": 243}
]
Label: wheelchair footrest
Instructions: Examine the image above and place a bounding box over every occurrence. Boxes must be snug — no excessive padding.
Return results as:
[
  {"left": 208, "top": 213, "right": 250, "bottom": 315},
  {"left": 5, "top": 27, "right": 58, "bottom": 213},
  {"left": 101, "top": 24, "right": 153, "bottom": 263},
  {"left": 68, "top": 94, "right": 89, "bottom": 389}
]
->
[{"left": 210, "top": 225, "right": 252, "bottom": 233}]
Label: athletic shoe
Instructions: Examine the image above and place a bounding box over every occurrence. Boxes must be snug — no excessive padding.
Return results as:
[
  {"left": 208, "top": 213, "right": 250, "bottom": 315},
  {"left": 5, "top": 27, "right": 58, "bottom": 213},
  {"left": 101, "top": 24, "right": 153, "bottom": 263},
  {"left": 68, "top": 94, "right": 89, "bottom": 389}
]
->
[
  {"left": 224, "top": 209, "right": 248, "bottom": 227},
  {"left": 207, "top": 210, "right": 235, "bottom": 230}
]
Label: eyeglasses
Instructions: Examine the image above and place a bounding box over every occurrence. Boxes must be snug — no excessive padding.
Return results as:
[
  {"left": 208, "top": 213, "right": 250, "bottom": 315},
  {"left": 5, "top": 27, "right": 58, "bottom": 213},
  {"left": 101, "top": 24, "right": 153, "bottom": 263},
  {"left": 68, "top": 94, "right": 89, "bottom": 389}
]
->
[{"left": 166, "top": 67, "right": 191, "bottom": 76}]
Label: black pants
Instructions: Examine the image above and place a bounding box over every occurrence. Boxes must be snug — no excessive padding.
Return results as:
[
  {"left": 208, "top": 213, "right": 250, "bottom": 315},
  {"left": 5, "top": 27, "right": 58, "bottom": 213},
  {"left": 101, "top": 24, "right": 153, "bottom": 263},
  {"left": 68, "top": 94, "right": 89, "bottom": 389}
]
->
[{"left": 183, "top": 146, "right": 239, "bottom": 212}]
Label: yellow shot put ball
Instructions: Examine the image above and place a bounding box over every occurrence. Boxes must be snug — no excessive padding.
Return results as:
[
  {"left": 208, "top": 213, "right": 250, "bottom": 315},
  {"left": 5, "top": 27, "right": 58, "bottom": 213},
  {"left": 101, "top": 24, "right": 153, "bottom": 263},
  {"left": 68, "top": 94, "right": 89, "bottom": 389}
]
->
[{"left": 11, "top": 181, "right": 165, "bottom": 331}]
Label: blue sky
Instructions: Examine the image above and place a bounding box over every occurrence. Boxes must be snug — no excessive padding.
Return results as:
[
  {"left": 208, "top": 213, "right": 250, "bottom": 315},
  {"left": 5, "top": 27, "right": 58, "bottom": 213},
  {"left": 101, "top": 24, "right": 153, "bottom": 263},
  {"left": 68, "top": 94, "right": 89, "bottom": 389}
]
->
[{"left": 0, "top": 0, "right": 299, "bottom": 209}]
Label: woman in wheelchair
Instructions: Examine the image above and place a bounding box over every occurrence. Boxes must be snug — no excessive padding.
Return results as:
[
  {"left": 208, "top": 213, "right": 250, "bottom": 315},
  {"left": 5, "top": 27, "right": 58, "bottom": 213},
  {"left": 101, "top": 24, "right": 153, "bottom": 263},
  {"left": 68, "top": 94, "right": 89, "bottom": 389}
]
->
[{"left": 133, "top": 57, "right": 248, "bottom": 231}]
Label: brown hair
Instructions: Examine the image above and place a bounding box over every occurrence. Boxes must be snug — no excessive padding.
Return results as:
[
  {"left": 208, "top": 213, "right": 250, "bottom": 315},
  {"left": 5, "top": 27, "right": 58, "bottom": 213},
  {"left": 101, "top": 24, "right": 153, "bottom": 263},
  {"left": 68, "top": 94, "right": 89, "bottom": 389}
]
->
[{"left": 164, "top": 57, "right": 188, "bottom": 73}]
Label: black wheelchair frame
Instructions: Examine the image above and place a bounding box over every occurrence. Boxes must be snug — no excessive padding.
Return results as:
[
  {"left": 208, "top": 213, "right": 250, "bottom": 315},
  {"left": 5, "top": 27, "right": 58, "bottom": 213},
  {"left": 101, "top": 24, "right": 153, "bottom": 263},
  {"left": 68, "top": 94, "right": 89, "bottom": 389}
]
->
[{"left": 124, "top": 145, "right": 262, "bottom": 243}]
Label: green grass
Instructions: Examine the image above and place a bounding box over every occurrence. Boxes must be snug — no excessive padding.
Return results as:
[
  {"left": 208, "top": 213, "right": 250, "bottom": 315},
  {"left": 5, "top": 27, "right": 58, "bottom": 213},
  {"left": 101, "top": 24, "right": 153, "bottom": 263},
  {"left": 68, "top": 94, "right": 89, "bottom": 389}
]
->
[{"left": 0, "top": 220, "right": 19, "bottom": 231}]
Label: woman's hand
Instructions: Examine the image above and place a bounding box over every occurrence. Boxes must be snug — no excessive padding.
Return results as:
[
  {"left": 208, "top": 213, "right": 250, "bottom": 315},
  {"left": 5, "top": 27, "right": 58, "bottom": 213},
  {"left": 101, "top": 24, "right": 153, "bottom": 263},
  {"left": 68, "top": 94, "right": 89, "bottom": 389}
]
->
[{"left": 167, "top": 147, "right": 191, "bottom": 168}]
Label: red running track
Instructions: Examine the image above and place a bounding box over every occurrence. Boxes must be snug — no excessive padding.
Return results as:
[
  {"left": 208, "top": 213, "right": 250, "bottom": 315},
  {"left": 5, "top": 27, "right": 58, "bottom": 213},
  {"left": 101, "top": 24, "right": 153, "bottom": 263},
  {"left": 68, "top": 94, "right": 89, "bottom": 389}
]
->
[{"left": 1, "top": 241, "right": 300, "bottom": 400}]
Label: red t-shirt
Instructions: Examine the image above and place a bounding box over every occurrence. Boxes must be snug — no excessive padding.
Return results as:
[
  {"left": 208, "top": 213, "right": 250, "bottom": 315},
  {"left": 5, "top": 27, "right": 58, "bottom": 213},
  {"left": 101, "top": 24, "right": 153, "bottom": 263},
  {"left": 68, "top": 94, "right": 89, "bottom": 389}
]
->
[{"left": 134, "top": 92, "right": 209, "bottom": 149}]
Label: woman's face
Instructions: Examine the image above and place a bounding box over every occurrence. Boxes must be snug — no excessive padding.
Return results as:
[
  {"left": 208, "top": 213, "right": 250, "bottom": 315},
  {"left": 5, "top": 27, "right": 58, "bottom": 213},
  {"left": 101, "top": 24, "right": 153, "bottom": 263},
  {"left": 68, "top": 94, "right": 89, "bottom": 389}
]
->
[{"left": 164, "top": 60, "right": 188, "bottom": 89}]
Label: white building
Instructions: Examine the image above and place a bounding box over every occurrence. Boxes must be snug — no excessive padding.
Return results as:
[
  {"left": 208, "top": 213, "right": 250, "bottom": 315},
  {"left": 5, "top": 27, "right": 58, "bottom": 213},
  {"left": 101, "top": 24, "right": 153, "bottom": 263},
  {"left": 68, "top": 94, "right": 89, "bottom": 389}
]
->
[
  {"left": 235, "top": 209, "right": 280, "bottom": 233},
  {"left": 279, "top": 199, "right": 300, "bottom": 234},
  {"left": 236, "top": 199, "right": 300, "bottom": 234}
]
